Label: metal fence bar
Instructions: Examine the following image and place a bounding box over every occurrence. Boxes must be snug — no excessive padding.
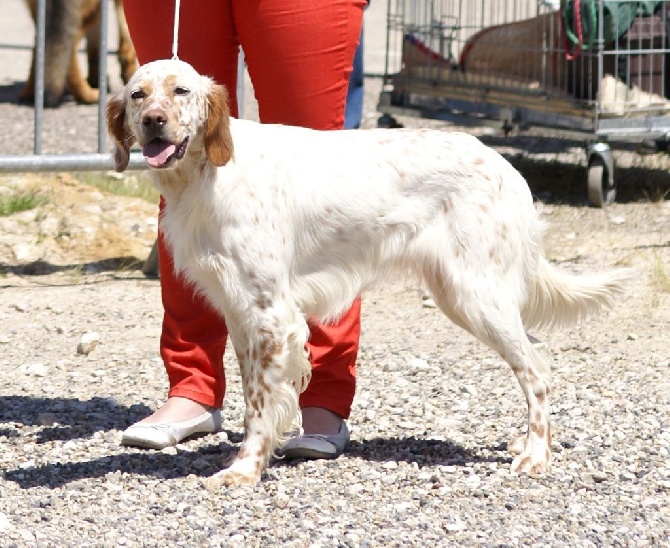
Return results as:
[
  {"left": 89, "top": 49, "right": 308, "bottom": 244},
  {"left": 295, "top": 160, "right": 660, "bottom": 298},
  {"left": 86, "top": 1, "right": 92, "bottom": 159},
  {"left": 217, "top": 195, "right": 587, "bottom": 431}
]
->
[
  {"left": 0, "top": 152, "right": 146, "bottom": 173},
  {"left": 97, "top": 0, "right": 109, "bottom": 153},
  {"left": 33, "top": 0, "right": 46, "bottom": 155}
]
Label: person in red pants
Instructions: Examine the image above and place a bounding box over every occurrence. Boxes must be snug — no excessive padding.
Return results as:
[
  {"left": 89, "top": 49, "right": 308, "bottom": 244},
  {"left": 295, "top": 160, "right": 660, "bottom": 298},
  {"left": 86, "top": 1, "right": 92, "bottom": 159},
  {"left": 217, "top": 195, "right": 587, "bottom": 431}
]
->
[{"left": 120, "top": 0, "right": 366, "bottom": 459}]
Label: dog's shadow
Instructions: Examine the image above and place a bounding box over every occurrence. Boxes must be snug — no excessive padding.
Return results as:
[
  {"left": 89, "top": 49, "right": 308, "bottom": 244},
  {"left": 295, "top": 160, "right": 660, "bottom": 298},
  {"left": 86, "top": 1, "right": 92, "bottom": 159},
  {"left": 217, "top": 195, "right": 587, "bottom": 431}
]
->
[
  {"left": 1, "top": 395, "right": 507, "bottom": 488},
  {"left": 4, "top": 434, "right": 505, "bottom": 490},
  {"left": 275, "top": 436, "right": 506, "bottom": 471}
]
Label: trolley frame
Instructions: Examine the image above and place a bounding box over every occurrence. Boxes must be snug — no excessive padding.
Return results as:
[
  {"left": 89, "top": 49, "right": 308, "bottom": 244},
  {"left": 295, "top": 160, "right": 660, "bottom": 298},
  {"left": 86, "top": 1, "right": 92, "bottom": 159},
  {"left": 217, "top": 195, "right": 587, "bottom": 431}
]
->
[{"left": 377, "top": 0, "right": 670, "bottom": 205}]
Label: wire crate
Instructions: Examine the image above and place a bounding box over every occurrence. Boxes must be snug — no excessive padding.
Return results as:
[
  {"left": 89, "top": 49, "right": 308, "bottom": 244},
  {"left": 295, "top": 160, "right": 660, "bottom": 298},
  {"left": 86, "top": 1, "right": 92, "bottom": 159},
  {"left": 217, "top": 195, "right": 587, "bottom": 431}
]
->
[{"left": 377, "top": 0, "right": 670, "bottom": 206}]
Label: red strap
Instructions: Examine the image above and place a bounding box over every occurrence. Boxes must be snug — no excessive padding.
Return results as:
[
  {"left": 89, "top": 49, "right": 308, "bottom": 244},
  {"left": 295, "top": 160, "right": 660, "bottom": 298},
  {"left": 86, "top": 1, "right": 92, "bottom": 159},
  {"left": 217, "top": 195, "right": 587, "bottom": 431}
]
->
[{"left": 561, "top": 0, "right": 584, "bottom": 61}]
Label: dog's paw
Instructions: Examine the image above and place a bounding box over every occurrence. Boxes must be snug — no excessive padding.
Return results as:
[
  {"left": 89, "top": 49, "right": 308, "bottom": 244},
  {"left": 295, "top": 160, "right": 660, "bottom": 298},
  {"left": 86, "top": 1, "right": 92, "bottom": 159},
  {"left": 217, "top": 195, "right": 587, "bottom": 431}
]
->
[
  {"left": 201, "top": 469, "right": 261, "bottom": 491},
  {"left": 510, "top": 448, "right": 551, "bottom": 476},
  {"left": 507, "top": 433, "right": 527, "bottom": 456}
]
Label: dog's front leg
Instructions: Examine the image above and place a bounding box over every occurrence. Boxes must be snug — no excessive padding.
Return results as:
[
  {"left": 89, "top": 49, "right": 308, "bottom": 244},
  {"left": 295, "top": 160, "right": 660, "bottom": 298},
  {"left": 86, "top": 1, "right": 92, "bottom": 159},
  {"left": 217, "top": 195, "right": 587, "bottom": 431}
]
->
[{"left": 202, "top": 309, "right": 310, "bottom": 489}]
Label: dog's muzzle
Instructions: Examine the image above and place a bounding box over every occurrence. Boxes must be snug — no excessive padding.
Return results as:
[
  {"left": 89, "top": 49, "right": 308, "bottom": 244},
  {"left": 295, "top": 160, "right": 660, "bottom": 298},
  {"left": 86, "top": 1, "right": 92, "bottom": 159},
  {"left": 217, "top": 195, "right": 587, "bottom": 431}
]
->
[
  {"left": 138, "top": 109, "right": 189, "bottom": 168},
  {"left": 142, "top": 137, "right": 189, "bottom": 168}
]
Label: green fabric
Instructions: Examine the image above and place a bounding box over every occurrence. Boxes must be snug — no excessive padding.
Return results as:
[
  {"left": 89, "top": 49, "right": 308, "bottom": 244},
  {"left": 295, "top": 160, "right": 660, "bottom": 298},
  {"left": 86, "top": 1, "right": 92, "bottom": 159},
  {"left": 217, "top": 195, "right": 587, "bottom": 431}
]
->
[{"left": 564, "top": 1, "right": 662, "bottom": 47}]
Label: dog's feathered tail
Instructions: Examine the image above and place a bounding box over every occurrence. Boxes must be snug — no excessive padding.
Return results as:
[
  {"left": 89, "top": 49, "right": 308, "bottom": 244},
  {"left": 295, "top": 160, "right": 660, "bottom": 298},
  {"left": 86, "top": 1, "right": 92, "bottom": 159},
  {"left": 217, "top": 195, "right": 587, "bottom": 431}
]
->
[{"left": 522, "top": 256, "right": 633, "bottom": 332}]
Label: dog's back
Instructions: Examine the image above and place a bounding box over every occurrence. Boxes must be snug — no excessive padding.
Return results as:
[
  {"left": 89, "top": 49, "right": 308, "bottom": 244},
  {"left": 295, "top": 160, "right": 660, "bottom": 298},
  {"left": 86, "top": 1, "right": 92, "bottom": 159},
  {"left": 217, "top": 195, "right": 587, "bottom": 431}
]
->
[{"left": 220, "top": 120, "right": 543, "bottom": 320}]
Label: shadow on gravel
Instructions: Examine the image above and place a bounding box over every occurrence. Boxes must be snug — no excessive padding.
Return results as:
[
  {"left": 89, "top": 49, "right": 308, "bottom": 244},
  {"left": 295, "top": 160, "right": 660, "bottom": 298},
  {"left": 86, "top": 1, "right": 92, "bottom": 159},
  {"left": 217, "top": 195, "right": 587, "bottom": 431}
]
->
[
  {"left": 4, "top": 436, "right": 507, "bottom": 490},
  {"left": 275, "top": 436, "right": 507, "bottom": 469},
  {"left": 0, "top": 395, "right": 152, "bottom": 441},
  {"left": 517, "top": 160, "right": 670, "bottom": 206},
  {"left": 0, "top": 395, "right": 243, "bottom": 489},
  {"left": 2, "top": 399, "right": 508, "bottom": 489},
  {"left": 350, "top": 436, "right": 505, "bottom": 465},
  {"left": 0, "top": 257, "right": 149, "bottom": 277},
  {"left": 0, "top": 82, "right": 25, "bottom": 104},
  {"left": 0, "top": 82, "right": 80, "bottom": 106},
  {"left": 2, "top": 443, "right": 240, "bottom": 489}
]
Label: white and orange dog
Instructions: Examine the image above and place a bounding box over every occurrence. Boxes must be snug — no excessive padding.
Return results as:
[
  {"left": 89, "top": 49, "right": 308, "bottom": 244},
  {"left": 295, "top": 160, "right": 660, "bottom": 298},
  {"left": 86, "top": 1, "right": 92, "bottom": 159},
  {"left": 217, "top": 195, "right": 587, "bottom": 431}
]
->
[{"left": 107, "top": 59, "right": 630, "bottom": 489}]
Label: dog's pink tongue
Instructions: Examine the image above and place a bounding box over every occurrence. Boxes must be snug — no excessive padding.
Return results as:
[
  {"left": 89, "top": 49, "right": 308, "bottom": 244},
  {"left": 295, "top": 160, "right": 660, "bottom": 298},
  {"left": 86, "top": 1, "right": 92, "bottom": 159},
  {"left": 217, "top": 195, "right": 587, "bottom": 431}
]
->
[{"left": 143, "top": 140, "right": 176, "bottom": 167}]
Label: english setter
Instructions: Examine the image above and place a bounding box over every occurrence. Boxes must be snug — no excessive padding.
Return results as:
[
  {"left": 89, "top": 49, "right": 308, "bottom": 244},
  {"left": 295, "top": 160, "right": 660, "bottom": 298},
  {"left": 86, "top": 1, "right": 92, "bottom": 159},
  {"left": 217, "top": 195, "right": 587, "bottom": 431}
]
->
[{"left": 107, "top": 59, "right": 630, "bottom": 489}]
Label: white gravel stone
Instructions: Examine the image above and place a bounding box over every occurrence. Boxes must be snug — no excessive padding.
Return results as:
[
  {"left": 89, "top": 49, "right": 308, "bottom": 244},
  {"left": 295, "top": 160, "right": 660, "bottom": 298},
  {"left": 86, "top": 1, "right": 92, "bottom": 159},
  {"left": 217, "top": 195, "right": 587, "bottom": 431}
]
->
[{"left": 77, "top": 331, "right": 101, "bottom": 355}]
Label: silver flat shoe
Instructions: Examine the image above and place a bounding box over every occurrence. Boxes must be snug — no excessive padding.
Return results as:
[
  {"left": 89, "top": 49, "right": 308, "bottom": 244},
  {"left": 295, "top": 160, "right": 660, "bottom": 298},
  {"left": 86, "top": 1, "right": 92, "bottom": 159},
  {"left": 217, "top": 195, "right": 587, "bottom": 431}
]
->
[
  {"left": 121, "top": 409, "right": 222, "bottom": 450},
  {"left": 281, "top": 421, "right": 350, "bottom": 460}
]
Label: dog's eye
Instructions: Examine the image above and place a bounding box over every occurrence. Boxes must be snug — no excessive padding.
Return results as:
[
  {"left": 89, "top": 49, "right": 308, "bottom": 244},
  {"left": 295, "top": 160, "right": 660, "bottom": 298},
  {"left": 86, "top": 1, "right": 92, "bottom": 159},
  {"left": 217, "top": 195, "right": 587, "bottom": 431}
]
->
[
  {"left": 130, "top": 89, "right": 145, "bottom": 100},
  {"left": 174, "top": 86, "right": 190, "bottom": 96}
]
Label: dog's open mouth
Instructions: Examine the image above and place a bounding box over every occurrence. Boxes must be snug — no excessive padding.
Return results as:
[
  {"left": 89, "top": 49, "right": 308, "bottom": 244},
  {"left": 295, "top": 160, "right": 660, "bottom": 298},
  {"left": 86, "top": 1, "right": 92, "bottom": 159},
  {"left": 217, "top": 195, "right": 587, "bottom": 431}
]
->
[{"left": 142, "top": 137, "right": 189, "bottom": 168}]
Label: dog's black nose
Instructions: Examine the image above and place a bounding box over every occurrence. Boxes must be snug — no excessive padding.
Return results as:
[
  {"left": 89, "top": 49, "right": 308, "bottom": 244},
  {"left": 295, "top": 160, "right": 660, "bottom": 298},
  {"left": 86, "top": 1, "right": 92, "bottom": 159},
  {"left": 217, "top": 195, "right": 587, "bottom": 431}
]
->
[
  {"left": 142, "top": 109, "right": 168, "bottom": 140},
  {"left": 142, "top": 109, "right": 167, "bottom": 128}
]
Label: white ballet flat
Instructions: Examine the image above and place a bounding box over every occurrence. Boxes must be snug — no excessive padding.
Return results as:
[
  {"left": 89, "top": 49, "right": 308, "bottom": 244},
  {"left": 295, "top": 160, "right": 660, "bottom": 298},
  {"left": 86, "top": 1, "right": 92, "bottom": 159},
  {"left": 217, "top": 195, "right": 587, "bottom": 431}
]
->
[
  {"left": 281, "top": 421, "right": 350, "bottom": 460},
  {"left": 121, "top": 409, "right": 222, "bottom": 449}
]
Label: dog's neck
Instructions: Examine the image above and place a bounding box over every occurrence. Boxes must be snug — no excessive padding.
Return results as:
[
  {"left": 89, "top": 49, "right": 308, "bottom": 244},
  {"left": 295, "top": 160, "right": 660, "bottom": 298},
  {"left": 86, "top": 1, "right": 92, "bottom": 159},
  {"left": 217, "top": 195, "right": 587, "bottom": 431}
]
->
[{"left": 150, "top": 147, "right": 216, "bottom": 204}]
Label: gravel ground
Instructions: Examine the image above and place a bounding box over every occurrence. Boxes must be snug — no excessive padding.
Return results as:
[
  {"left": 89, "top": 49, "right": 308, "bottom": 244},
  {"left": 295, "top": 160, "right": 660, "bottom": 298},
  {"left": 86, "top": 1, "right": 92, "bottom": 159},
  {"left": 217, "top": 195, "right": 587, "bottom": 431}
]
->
[
  {"left": 1, "top": 59, "right": 669, "bottom": 546},
  {"left": 0, "top": 194, "right": 668, "bottom": 547}
]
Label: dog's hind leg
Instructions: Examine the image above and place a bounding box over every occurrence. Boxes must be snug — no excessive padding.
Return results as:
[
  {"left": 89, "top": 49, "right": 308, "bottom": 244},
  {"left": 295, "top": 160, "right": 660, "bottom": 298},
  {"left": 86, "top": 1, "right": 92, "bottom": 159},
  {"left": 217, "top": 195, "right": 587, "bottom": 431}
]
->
[
  {"left": 203, "top": 305, "right": 310, "bottom": 489},
  {"left": 423, "top": 271, "right": 553, "bottom": 475},
  {"left": 494, "top": 334, "right": 552, "bottom": 475}
]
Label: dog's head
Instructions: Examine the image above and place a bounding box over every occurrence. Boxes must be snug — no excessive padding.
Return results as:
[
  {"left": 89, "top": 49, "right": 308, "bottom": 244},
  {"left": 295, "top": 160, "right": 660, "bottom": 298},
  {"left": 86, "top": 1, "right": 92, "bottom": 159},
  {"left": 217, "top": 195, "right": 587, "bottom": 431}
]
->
[{"left": 106, "top": 59, "right": 234, "bottom": 172}]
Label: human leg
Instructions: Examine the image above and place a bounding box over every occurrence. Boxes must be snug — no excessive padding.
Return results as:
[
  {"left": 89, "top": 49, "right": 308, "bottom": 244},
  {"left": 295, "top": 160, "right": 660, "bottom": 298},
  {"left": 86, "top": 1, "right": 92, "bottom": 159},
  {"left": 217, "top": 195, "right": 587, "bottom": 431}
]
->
[
  {"left": 281, "top": 299, "right": 361, "bottom": 458},
  {"left": 120, "top": 212, "right": 228, "bottom": 447},
  {"left": 234, "top": 0, "right": 365, "bottom": 128},
  {"left": 122, "top": 0, "right": 365, "bottom": 455},
  {"left": 344, "top": 25, "right": 365, "bottom": 129},
  {"left": 233, "top": 0, "right": 364, "bottom": 446},
  {"left": 301, "top": 298, "right": 361, "bottom": 420},
  {"left": 121, "top": 1, "right": 240, "bottom": 443}
]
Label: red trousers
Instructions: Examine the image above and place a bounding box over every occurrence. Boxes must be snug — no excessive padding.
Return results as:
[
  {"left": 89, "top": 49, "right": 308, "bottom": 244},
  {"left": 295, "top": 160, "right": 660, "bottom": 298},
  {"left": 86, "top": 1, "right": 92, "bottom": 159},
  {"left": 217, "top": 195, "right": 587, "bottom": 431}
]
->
[{"left": 123, "top": 0, "right": 365, "bottom": 418}]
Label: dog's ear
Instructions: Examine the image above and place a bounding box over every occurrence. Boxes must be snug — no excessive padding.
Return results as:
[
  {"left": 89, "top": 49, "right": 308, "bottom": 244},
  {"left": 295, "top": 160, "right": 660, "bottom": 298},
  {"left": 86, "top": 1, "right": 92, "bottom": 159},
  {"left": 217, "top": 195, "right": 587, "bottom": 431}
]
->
[
  {"left": 106, "top": 92, "right": 134, "bottom": 172},
  {"left": 205, "top": 84, "right": 234, "bottom": 167}
]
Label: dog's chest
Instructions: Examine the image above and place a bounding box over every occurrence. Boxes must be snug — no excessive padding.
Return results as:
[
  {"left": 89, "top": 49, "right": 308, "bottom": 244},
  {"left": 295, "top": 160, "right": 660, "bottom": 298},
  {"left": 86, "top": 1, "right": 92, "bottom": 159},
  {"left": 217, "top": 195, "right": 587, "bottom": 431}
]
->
[{"left": 160, "top": 177, "right": 281, "bottom": 276}]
